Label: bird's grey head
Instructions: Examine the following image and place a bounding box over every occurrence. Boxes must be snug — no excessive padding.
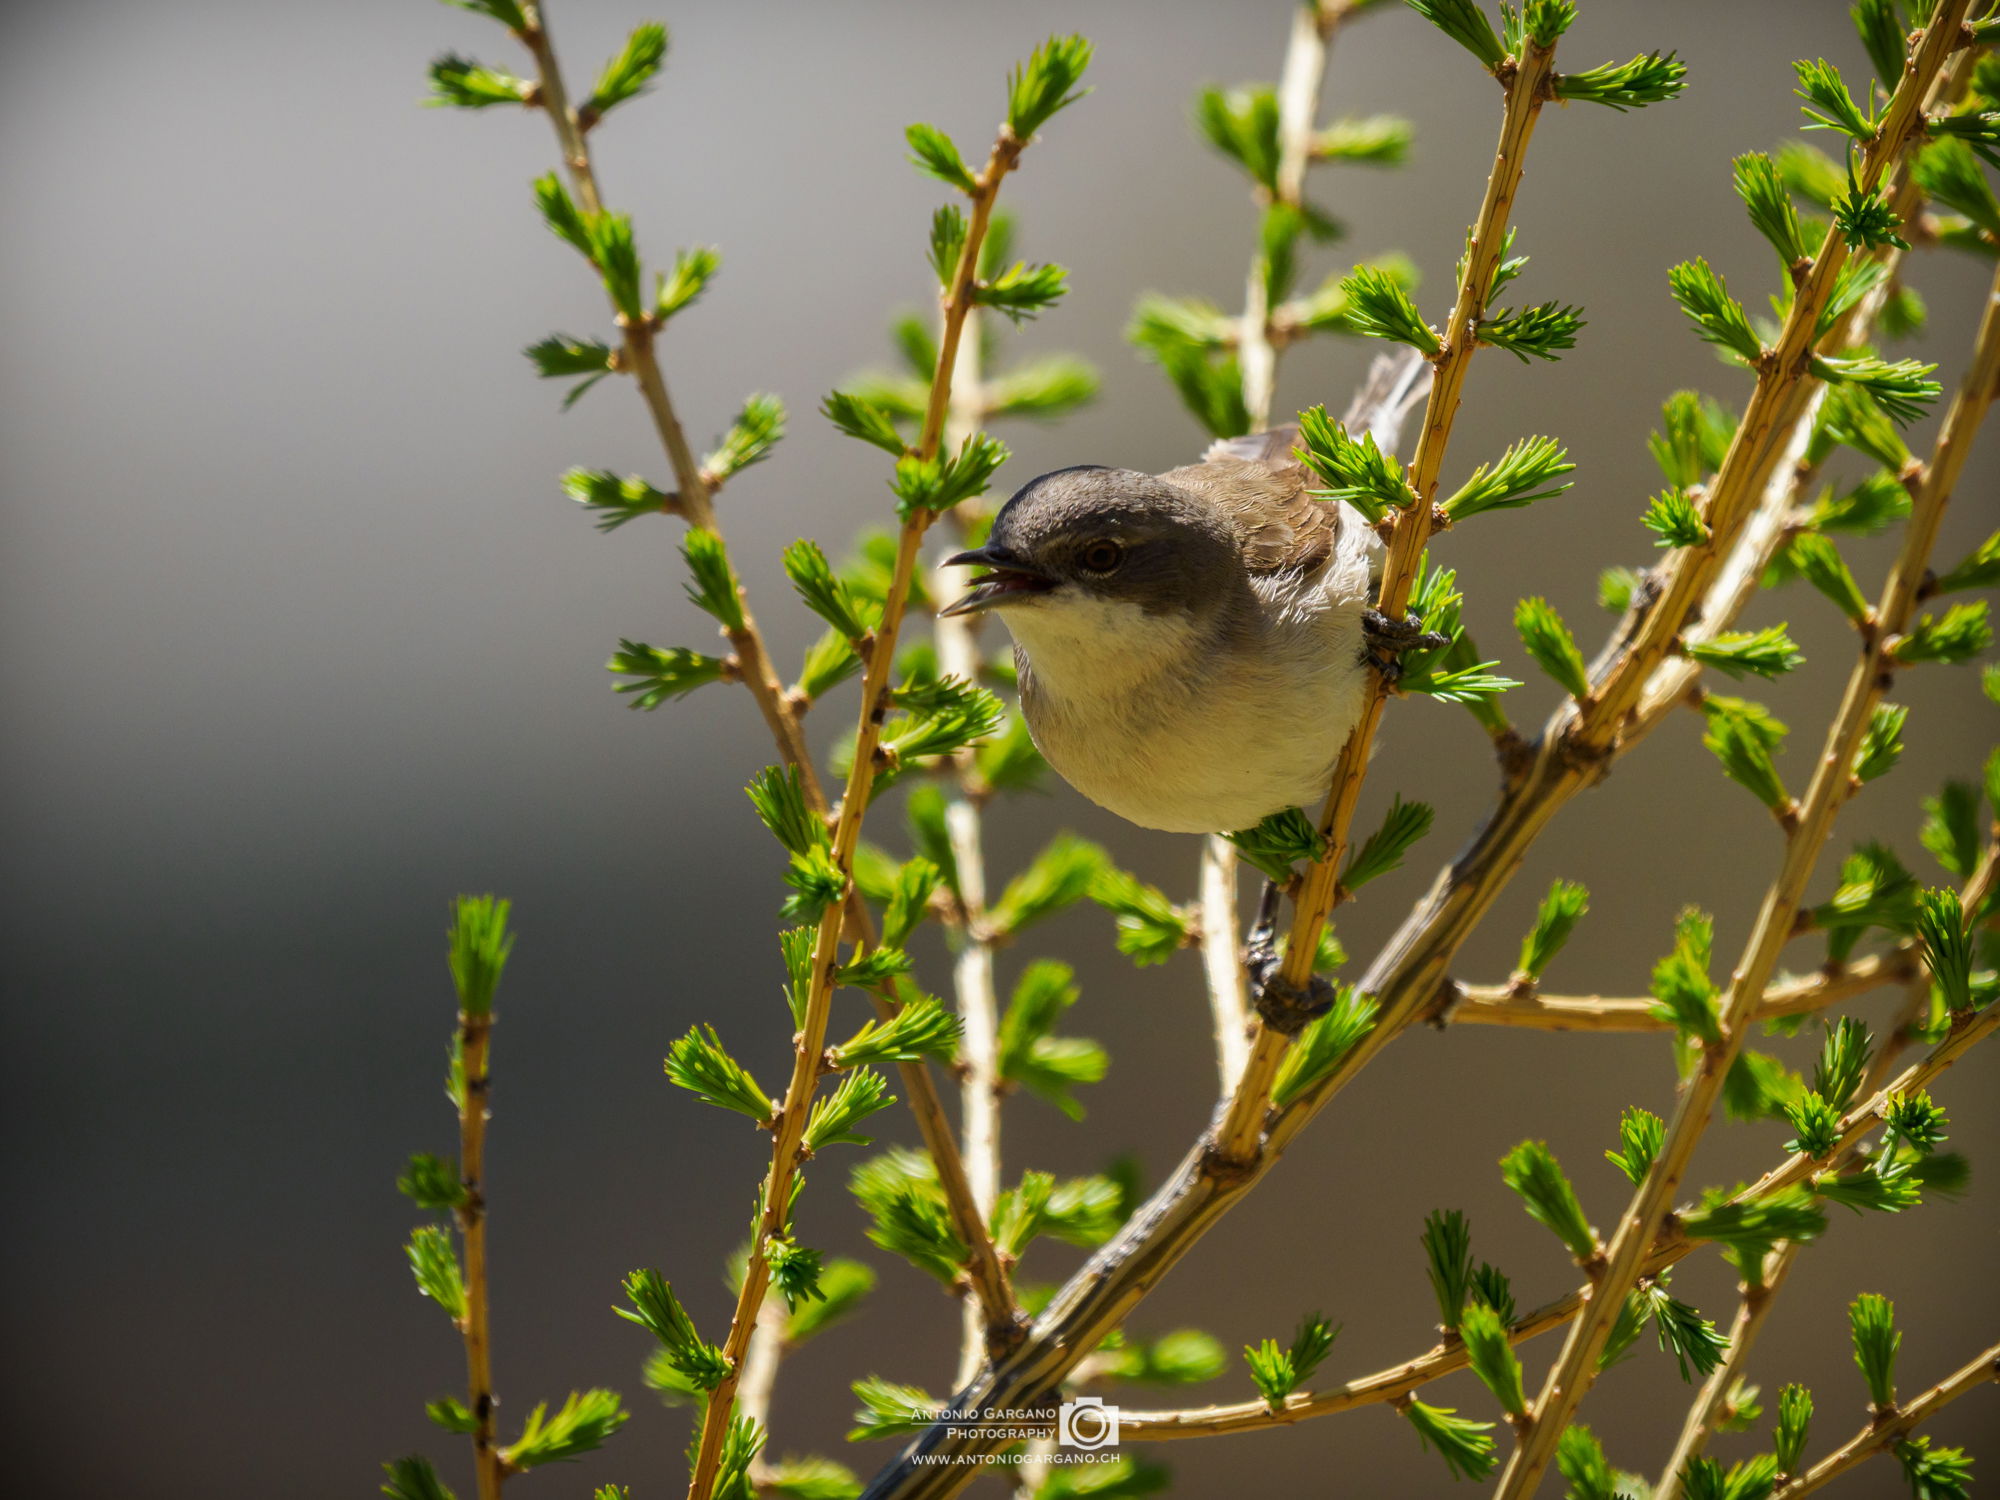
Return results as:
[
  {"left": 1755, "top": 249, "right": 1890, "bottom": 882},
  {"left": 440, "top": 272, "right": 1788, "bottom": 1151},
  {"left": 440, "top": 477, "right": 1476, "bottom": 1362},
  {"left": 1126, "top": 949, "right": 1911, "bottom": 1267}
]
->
[{"left": 940, "top": 466, "right": 1242, "bottom": 621}]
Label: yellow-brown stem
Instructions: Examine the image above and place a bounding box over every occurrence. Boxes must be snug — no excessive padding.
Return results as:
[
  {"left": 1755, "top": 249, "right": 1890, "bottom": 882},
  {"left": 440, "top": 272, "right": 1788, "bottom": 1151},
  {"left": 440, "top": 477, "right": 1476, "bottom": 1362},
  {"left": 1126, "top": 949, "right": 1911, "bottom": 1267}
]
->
[
  {"left": 1496, "top": 138, "right": 1992, "bottom": 1493},
  {"left": 1575, "top": 4, "right": 1969, "bottom": 753},
  {"left": 520, "top": 2, "right": 813, "bottom": 811},
  {"left": 861, "top": 956, "right": 1998, "bottom": 1493},
  {"left": 921, "top": 140, "right": 1022, "bottom": 456},
  {"left": 517, "top": 4, "right": 600, "bottom": 213},
  {"left": 1213, "top": 38, "right": 1558, "bottom": 1164},
  {"left": 624, "top": 321, "right": 820, "bottom": 780},
  {"left": 1629, "top": 41, "right": 1974, "bottom": 737},
  {"left": 687, "top": 133, "right": 1032, "bottom": 1500},
  {"left": 1654, "top": 951, "right": 1939, "bottom": 1500},
  {"left": 688, "top": 526, "right": 925, "bottom": 1500},
  {"left": 1202, "top": 0, "right": 1357, "bottom": 1108},
  {"left": 1448, "top": 949, "right": 1911, "bottom": 1030},
  {"left": 456, "top": 1011, "right": 503, "bottom": 1500},
  {"left": 1770, "top": 1342, "right": 2000, "bottom": 1499},
  {"left": 504, "top": 10, "right": 1012, "bottom": 1446}
]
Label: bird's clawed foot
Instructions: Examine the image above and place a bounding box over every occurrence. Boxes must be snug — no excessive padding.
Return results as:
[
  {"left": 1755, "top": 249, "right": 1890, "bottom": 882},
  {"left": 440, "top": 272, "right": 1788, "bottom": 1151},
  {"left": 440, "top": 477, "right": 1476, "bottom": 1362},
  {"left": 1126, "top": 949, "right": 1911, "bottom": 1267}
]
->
[
  {"left": 1248, "top": 955, "right": 1339, "bottom": 1036},
  {"left": 1244, "top": 882, "right": 1337, "bottom": 1037},
  {"left": 1361, "top": 608, "right": 1449, "bottom": 684}
]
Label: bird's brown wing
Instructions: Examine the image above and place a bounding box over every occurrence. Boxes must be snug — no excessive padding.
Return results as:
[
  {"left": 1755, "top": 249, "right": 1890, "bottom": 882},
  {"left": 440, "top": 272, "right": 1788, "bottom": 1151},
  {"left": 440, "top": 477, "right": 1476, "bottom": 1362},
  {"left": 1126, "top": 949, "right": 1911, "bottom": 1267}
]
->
[
  {"left": 1157, "top": 451, "right": 1337, "bottom": 575},
  {"left": 1171, "top": 349, "right": 1431, "bottom": 575},
  {"left": 1341, "top": 347, "right": 1431, "bottom": 451}
]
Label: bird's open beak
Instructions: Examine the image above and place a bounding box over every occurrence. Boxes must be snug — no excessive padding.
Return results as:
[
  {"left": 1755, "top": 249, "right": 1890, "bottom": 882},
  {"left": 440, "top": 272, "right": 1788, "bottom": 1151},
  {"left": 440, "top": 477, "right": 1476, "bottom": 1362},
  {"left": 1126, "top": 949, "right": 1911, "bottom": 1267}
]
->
[{"left": 939, "top": 544, "right": 1056, "bottom": 617}]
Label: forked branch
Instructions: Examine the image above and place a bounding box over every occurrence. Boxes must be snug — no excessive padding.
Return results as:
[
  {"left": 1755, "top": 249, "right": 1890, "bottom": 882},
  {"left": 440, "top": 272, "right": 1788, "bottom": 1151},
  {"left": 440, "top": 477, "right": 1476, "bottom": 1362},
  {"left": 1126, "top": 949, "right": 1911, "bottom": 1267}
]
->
[
  {"left": 1770, "top": 1341, "right": 2000, "bottom": 1499},
  {"left": 1498, "top": 120, "right": 1991, "bottom": 1485},
  {"left": 489, "top": 7, "right": 1018, "bottom": 1458},
  {"left": 686, "top": 117, "right": 1048, "bottom": 1500}
]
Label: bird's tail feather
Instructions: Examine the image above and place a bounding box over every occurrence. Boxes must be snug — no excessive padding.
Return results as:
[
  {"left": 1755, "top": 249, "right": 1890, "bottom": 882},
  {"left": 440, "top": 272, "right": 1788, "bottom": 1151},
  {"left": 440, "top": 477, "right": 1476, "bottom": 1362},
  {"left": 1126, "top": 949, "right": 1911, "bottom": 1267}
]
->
[
  {"left": 1341, "top": 347, "right": 1430, "bottom": 456},
  {"left": 1200, "top": 347, "right": 1432, "bottom": 470},
  {"left": 1336, "top": 349, "right": 1432, "bottom": 581}
]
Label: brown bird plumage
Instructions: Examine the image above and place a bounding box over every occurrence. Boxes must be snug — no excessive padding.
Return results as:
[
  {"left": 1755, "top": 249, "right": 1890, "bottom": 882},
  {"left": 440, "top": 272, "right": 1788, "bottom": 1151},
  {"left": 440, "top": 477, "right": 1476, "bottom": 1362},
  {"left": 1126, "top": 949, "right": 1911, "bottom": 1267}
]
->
[{"left": 938, "top": 351, "right": 1428, "bottom": 833}]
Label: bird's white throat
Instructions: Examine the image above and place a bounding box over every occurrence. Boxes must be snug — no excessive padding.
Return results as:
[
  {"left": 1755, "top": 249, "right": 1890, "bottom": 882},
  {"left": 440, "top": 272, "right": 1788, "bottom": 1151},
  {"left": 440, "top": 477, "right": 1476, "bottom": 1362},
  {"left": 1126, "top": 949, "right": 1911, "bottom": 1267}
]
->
[{"left": 997, "top": 593, "right": 1202, "bottom": 703}]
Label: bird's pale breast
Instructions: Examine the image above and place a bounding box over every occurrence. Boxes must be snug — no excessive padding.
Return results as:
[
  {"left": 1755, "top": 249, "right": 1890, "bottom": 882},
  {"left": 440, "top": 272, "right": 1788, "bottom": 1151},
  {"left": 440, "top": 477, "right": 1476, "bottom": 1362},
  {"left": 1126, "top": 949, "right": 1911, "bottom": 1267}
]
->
[{"left": 1010, "top": 569, "right": 1371, "bottom": 834}]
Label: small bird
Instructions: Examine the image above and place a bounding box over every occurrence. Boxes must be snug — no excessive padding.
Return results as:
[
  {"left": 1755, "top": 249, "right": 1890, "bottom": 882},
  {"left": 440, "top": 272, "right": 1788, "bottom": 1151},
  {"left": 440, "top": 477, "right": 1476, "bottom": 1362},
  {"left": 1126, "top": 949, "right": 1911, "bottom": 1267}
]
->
[{"left": 941, "top": 352, "right": 1431, "bottom": 836}]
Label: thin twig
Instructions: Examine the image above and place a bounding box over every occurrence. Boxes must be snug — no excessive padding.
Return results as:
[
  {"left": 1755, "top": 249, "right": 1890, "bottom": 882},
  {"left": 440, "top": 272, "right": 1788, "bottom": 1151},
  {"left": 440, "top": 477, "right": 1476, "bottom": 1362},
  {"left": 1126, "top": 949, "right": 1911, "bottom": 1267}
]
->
[
  {"left": 938, "top": 316, "right": 1008, "bottom": 1391},
  {"left": 1630, "top": 44, "right": 1976, "bottom": 742},
  {"left": 1726, "top": 997, "right": 2000, "bottom": 1214},
  {"left": 518, "top": 3, "right": 810, "bottom": 782},
  {"left": 1212, "top": 30, "right": 1561, "bottom": 1165},
  {"left": 1196, "top": 0, "right": 1360, "bottom": 1095},
  {"left": 1238, "top": 0, "right": 1344, "bottom": 425},
  {"left": 1116, "top": 1305, "right": 1572, "bottom": 1440},
  {"left": 867, "top": 945, "right": 1997, "bottom": 1487},
  {"left": 686, "top": 125, "right": 1035, "bottom": 1500},
  {"left": 1662, "top": 1273, "right": 1782, "bottom": 1495},
  {"left": 1200, "top": 838, "right": 1251, "bottom": 1090},
  {"left": 1449, "top": 951, "right": 1911, "bottom": 1031},
  {"left": 1497, "top": 127, "right": 1992, "bottom": 1489},
  {"left": 1653, "top": 964, "right": 1931, "bottom": 1499},
  {"left": 1655, "top": 995, "right": 1900, "bottom": 1496},
  {"left": 1573, "top": 4, "right": 1968, "bottom": 757},
  {"left": 733, "top": 1294, "right": 787, "bottom": 1488},
  {"left": 455, "top": 1004, "right": 504, "bottom": 1500},
  {"left": 501, "top": 3, "right": 1013, "bottom": 1437},
  {"left": 1109, "top": 986, "right": 2000, "bottom": 1446},
  {"left": 1770, "top": 1342, "right": 2000, "bottom": 1499}
]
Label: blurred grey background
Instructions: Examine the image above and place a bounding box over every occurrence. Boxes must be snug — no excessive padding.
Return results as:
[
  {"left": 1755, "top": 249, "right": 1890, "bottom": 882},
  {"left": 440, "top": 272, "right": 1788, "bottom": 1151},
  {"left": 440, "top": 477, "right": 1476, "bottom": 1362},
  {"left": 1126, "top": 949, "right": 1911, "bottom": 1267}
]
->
[{"left": 1, "top": 1, "right": 1994, "bottom": 1496}]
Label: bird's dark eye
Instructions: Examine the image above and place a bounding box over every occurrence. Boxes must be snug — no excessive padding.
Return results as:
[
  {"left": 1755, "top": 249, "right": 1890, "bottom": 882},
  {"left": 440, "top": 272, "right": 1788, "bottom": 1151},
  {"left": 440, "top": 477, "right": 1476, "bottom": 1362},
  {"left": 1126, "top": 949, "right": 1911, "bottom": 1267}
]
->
[{"left": 1079, "top": 539, "right": 1124, "bottom": 574}]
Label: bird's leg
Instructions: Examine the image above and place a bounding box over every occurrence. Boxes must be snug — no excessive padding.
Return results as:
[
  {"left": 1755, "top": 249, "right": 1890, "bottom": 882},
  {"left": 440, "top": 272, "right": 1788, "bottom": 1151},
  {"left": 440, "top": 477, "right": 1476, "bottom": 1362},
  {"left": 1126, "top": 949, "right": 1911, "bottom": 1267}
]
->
[
  {"left": 1360, "top": 606, "right": 1449, "bottom": 684},
  {"left": 1243, "top": 878, "right": 1339, "bottom": 1036},
  {"left": 1242, "top": 878, "right": 1282, "bottom": 974}
]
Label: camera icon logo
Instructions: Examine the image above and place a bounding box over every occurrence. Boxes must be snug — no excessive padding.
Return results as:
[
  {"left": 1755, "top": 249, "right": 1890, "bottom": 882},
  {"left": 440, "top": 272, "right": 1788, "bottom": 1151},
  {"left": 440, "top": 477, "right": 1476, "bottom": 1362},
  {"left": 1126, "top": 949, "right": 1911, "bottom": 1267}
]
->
[{"left": 1057, "top": 1396, "right": 1120, "bottom": 1449}]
